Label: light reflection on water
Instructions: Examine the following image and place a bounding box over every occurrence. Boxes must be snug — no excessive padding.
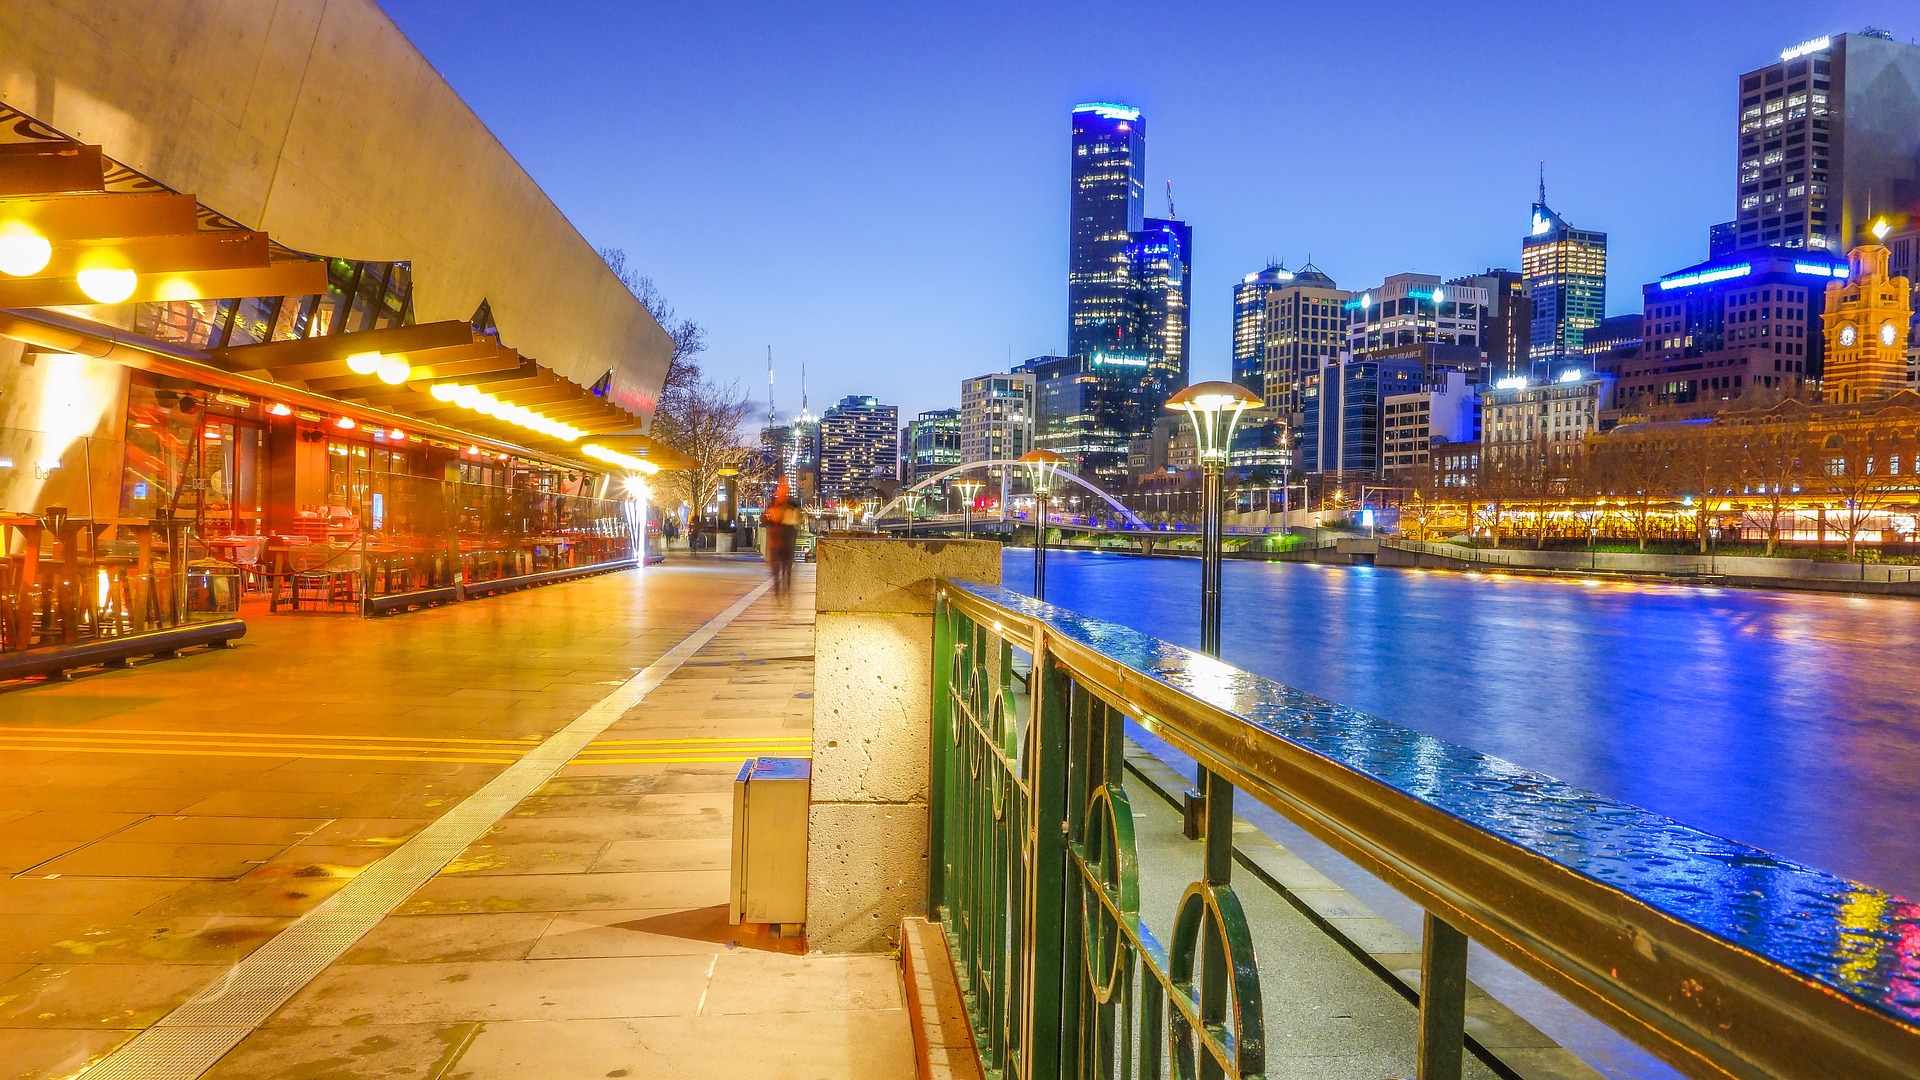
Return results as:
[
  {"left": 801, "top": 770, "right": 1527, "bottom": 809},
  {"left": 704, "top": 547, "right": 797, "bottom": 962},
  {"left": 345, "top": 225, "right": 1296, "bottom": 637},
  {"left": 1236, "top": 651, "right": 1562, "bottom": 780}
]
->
[
  {"left": 1013, "top": 548, "right": 1920, "bottom": 898},
  {"left": 1004, "top": 548, "right": 1920, "bottom": 1078}
]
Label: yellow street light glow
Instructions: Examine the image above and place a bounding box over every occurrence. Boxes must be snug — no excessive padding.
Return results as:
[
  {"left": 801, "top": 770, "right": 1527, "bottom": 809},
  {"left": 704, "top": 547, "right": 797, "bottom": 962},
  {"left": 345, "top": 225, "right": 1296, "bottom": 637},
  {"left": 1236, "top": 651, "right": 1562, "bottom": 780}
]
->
[
  {"left": 0, "top": 224, "right": 52, "bottom": 277},
  {"left": 430, "top": 382, "right": 460, "bottom": 402},
  {"left": 452, "top": 384, "right": 481, "bottom": 408},
  {"left": 1872, "top": 218, "right": 1892, "bottom": 242},
  {"left": 346, "top": 351, "right": 383, "bottom": 376},
  {"left": 76, "top": 267, "right": 137, "bottom": 304},
  {"left": 473, "top": 394, "right": 499, "bottom": 417},
  {"left": 375, "top": 355, "right": 412, "bottom": 384}
]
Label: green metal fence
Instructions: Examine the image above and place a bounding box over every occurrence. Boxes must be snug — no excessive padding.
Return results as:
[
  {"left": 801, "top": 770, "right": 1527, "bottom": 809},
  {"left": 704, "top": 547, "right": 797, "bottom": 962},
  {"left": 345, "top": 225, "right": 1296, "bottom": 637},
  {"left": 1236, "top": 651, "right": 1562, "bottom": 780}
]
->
[{"left": 930, "top": 579, "right": 1920, "bottom": 1080}]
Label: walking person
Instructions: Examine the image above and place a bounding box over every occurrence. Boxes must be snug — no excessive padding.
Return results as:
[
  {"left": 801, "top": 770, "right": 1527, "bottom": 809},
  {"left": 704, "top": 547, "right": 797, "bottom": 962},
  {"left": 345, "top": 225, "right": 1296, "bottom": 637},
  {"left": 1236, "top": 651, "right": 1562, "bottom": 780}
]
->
[{"left": 764, "top": 478, "right": 799, "bottom": 597}]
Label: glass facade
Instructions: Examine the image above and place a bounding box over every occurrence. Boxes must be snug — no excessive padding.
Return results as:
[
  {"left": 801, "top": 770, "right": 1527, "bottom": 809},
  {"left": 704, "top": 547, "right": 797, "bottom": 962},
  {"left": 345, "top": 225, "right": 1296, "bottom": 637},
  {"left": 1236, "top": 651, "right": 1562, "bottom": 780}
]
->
[
  {"left": 904, "top": 408, "right": 962, "bottom": 481},
  {"left": 1028, "top": 353, "right": 1134, "bottom": 490},
  {"left": 1068, "top": 103, "right": 1145, "bottom": 358},
  {"left": 135, "top": 258, "right": 416, "bottom": 350},
  {"left": 1523, "top": 197, "right": 1608, "bottom": 374}
]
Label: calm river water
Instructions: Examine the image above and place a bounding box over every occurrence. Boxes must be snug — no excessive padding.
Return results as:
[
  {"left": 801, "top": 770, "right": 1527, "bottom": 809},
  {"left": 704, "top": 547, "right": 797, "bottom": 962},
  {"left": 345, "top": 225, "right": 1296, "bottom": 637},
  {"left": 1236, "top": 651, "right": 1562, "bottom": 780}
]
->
[{"left": 1001, "top": 548, "right": 1920, "bottom": 1077}]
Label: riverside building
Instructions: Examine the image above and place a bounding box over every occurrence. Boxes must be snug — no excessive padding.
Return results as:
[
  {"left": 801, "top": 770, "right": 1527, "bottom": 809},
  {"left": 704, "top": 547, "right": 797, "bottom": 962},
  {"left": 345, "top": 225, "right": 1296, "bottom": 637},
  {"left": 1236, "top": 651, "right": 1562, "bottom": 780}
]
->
[{"left": 1522, "top": 179, "right": 1608, "bottom": 376}]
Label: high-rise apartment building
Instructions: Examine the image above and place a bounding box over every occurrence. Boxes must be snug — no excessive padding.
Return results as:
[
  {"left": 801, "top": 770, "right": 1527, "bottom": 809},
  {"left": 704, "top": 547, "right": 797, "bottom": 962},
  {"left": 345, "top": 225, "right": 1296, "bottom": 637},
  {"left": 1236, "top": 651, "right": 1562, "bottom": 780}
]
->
[
  {"left": 1069, "top": 103, "right": 1146, "bottom": 357},
  {"left": 1735, "top": 32, "right": 1920, "bottom": 253},
  {"left": 817, "top": 395, "right": 898, "bottom": 504},
  {"left": 903, "top": 408, "right": 962, "bottom": 482},
  {"left": 960, "top": 370, "right": 1035, "bottom": 465},
  {"left": 1250, "top": 263, "right": 1349, "bottom": 423},
  {"left": 1232, "top": 263, "right": 1291, "bottom": 395},
  {"left": 1523, "top": 179, "right": 1608, "bottom": 373}
]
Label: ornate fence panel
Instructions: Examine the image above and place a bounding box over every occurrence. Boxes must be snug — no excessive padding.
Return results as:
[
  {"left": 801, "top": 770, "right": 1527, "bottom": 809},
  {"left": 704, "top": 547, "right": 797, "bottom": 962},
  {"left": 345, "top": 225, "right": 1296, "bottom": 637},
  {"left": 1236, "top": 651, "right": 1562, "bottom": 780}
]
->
[{"left": 930, "top": 579, "right": 1920, "bottom": 1080}]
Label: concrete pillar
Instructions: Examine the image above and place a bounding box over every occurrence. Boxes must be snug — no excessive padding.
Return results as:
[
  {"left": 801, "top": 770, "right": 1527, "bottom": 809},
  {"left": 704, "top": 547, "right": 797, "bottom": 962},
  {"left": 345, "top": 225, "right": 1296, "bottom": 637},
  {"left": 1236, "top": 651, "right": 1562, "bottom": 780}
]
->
[{"left": 808, "top": 536, "right": 1002, "bottom": 954}]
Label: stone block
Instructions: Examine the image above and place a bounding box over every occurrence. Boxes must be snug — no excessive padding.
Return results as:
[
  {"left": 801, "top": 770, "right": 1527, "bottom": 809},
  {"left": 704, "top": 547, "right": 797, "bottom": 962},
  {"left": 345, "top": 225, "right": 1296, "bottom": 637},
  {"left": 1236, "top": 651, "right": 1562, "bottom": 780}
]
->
[
  {"left": 813, "top": 613, "right": 933, "bottom": 803},
  {"left": 807, "top": 801, "right": 929, "bottom": 954},
  {"left": 816, "top": 538, "right": 1001, "bottom": 615}
]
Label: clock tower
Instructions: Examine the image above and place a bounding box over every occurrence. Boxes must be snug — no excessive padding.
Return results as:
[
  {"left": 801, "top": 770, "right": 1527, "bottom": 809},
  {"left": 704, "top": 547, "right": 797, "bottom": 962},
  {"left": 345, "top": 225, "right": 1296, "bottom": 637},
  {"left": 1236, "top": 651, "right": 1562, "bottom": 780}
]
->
[{"left": 1821, "top": 222, "right": 1914, "bottom": 403}]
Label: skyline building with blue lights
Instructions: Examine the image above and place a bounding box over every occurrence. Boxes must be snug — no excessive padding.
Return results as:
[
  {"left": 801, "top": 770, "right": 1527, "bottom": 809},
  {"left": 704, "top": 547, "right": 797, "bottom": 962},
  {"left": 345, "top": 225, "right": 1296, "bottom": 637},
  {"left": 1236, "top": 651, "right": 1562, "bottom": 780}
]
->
[{"left": 1609, "top": 248, "right": 1847, "bottom": 417}]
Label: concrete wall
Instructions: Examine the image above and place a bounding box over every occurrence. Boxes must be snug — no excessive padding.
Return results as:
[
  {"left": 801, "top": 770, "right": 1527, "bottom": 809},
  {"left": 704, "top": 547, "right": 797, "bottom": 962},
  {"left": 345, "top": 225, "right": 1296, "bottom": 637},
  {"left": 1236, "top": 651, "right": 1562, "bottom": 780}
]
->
[
  {"left": 0, "top": 0, "right": 669, "bottom": 419},
  {"left": 808, "top": 537, "right": 1001, "bottom": 954}
]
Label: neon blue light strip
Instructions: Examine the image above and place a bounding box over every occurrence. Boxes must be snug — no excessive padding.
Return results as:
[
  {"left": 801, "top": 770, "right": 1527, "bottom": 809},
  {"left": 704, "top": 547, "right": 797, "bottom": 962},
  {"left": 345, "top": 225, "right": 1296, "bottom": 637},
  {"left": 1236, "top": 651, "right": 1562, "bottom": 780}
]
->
[
  {"left": 1792, "top": 261, "right": 1849, "bottom": 279},
  {"left": 1073, "top": 102, "right": 1141, "bottom": 121},
  {"left": 1659, "top": 263, "right": 1752, "bottom": 291}
]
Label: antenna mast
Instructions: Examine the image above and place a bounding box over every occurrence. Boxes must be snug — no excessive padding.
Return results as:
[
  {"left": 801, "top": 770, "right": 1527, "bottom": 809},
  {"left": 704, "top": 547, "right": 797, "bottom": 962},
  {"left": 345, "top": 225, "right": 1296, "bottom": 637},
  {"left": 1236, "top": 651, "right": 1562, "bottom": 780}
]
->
[
  {"left": 766, "top": 346, "right": 776, "bottom": 431},
  {"left": 1165, "top": 178, "right": 1176, "bottom": 219}
]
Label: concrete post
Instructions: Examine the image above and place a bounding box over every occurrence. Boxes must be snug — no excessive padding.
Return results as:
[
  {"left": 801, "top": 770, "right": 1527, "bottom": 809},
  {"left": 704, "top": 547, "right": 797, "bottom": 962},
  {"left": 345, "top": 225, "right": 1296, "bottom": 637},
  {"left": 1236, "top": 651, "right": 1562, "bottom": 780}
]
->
[{"left": 808, "top": 536, "right": 1002, "bottom": 954}]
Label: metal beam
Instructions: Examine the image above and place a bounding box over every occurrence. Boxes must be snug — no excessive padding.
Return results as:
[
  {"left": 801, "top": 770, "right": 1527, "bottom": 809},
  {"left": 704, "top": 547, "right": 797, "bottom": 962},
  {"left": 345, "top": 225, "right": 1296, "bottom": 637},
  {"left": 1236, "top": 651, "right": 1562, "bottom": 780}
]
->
[
  {"left": 0, "top": 143, "right": 104, "bottom": 196},
  {"left": 212, "top": 319, "right": 476, "bottom": 372},
  {"left": 0, "top": 191, "right": 200, "bottom": 239},
  {"left": 37, "top": 228, "right": 270, "bottom": 277},
  {"left": 0, "top": 260, "right": 325, "bottom": 309}
]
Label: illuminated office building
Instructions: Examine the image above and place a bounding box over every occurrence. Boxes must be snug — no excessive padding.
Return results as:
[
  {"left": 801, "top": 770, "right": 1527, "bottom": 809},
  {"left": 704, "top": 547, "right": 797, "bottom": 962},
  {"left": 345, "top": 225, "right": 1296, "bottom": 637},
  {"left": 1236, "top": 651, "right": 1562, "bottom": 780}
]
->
[
  {"left": 1243, "top": 263, "right": 1349, "bottom": 424},
  {"left": 1130, "top": 216, "right": 1192, "bottom": 403},
  {"left": 817, "top": 395, "right": 898, "bottom": 503},
  {"left": 1734, "top": 31, "right": 1920, "bottom": 253},
  {"left": 903, "top": 408, "right": 962, "bottom": 482},
  {"left": 1448, "top": 268, "right": 1531, "bottom": 382},
  {"left": 1344, "top": 272, "right": 1486, "bottom": 373},
  {"left": 1611, "top": 249, "right": 1844, "bottom": 418},
  {"left": 1027, "top": 353, "right": 1135, "bottom": 490},
  {"left": 1069, "top": 103, "right": 1146, "bottom": 358},
  {"left": 1522, "top": 178, "right": 1608, "bottom": 375}
]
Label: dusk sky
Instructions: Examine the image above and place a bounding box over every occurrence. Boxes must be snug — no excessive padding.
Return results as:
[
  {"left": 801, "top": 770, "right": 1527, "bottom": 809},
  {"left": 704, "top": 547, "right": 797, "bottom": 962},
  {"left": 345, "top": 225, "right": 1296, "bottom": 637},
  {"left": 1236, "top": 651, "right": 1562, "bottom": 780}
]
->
[{"left": 385, "top": 1, "right": 1917, "bottom": 424}]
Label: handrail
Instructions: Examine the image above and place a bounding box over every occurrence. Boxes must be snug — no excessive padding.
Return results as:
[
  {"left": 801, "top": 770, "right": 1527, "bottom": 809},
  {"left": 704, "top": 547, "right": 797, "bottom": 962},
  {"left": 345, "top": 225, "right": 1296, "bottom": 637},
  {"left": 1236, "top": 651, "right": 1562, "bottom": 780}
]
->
[{"left": 933, "top": 577, "right": 1920, "bottom": 1080}]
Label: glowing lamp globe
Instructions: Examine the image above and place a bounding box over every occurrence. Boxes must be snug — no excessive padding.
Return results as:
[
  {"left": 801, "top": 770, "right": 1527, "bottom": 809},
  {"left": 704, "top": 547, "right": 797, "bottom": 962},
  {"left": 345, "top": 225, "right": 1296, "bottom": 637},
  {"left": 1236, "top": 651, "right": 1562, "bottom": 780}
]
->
[
  {"left": 1017, "top": 449, "right": 1066, "bottom": 495},
  {"left": 76, "top": 267, "right": 137, "bottom": 304},
  {"left": 430, "top": 382, "right": 460, "bottom": 402},
  {"left": 345, "top": 351, "right": 383, "bottom": 376},
  {"left": 374, "top": 355, "right": 412, "bottom": 384},
  {"left": 1167, "top": 381, "right": 1262, "bottom": 464},
  {"left": 0, "top": 226, "right": 52, "bottom": 277}
]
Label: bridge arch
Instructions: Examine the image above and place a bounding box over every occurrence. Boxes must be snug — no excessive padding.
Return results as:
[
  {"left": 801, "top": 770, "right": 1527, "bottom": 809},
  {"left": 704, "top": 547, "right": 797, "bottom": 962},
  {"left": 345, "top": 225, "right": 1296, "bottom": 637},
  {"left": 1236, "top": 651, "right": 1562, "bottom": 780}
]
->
[{"left": 871, "top": 459, "right": 1145, "bottom": 529}]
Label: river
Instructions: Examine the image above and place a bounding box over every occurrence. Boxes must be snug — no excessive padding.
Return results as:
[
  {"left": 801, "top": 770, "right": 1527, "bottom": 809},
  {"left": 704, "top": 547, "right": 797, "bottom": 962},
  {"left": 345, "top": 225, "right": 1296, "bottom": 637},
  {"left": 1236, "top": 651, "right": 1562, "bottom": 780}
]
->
[{"left": 1001, "top": 548, "right": 1920, "bottom": 1076}]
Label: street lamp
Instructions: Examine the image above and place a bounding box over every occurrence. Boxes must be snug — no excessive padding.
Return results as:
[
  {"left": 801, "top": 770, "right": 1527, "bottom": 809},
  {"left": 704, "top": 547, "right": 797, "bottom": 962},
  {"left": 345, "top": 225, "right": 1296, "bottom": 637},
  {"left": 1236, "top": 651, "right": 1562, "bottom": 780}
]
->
[
  {"left": 1167, "top": 381, "right": 1261, "bottom": 657},
  {"left": 952, "top": 477, "right": 984, "bottom": 539},
  {"left": 1017, "top": 449, "right": 1065, "bottom": 599}
]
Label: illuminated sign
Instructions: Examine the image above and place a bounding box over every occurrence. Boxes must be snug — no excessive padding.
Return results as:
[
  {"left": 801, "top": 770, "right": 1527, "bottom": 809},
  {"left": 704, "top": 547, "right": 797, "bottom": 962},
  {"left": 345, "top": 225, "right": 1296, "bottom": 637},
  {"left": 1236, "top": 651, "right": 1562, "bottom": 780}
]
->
[
  {"left": 1495, "top": 376, "right": 1528, "bottom": 391},
  {"left": 1090, "top": 352, "right": 1147, "bottom": 368},
  {"left": 1531, "top": 213, "right": 1552, "bottom": 236},
  {"left": 1780, "top": 35, "right": 1830, "bottom": 62},
  {"left": 1792, "top": 260, "right": 1849, "bottom": 279},
  {"left": 1658, "top": 263, "right": 1753, "bottom": 291},
  {"left": 1073, "top": 102, "right": 1141, "bottom": 122},
  {"left": 1559, "top": 369, "right": 1584, "bottom": 383}
]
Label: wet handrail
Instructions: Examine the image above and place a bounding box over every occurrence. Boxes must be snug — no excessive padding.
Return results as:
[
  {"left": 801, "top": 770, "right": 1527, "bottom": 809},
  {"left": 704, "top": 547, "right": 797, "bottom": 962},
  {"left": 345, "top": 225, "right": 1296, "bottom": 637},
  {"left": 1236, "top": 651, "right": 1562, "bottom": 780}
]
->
[{"left": 939, "top": 577, "right": 1920, "bottom": 1080}]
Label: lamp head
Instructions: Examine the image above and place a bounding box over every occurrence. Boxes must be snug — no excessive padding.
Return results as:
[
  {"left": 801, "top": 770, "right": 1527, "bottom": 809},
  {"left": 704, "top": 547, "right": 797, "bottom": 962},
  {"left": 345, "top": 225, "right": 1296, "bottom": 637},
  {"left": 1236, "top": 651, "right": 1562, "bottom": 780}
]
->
[
  {"left": 1167, "top": 381, "right": 1263, "bottom": 465},
  {"left": 1016, "top": 449, "right": 1066, "bottom": 494}
]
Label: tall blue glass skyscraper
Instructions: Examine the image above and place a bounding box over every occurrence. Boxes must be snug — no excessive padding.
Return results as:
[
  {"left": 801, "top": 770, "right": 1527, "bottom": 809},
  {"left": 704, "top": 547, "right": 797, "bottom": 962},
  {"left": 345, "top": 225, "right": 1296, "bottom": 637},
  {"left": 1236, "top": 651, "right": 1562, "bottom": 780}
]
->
[{"left": 1068, "top": 103, "right": 1145, "bottom": 358}]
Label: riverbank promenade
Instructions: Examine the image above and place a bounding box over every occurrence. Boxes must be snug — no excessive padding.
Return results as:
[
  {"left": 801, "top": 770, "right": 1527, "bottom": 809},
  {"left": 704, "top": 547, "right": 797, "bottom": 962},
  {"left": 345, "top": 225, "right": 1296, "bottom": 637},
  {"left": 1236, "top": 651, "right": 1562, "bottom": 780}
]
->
[{"left": 0, "top": 560, "right": 912, "bottom": 1079}]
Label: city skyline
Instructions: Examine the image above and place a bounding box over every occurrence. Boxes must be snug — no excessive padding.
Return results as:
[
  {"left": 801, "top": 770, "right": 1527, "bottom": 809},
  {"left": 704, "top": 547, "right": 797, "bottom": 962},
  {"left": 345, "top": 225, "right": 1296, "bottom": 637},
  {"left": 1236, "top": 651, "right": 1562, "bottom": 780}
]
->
[{"left": 383, "top": 1, "right": 1917, "bottom": 422}]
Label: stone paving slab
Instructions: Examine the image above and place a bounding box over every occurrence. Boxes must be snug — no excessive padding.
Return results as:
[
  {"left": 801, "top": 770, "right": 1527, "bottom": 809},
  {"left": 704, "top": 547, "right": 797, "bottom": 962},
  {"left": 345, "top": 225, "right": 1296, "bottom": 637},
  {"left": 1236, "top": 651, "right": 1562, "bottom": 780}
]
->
[
  {"left": 196, "top": 566, "right": 914, "bottom": 1078},
  {"left": 0, "top": 559, "right": 783, "bottom": 1076}
]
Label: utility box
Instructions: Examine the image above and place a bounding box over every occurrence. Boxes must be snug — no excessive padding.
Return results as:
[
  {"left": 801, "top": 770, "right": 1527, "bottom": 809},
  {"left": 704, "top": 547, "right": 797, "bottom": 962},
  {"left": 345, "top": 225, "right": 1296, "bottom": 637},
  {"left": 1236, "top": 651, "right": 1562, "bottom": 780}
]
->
[{"left": 730, "top": 756, "right": 810, "bottom": 932}]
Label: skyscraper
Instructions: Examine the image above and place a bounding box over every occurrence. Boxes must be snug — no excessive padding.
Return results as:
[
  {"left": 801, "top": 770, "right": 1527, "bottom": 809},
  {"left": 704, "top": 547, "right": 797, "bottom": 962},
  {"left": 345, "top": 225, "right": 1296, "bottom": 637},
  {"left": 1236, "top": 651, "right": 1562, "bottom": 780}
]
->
[
  {"left": 1069, "top": 103, "right": 1146, "bottom": 357},
  {"left": 1735, "top": 31, "right": 1920, "bottom": 253},
  {"left": 1253, "top": 263, "right": 1349, "bottom": 423},
  {"left": 1522, "top": 175, "right": 1608, "bottom": 375},
  {"left": 1447, "top": 268, "right": 1532, "bottom": 382},
  {"left": 817, "top": 395, "right": 898, "bottom": 504},
  {"left": 903, "top": 408, "right": 962, "bottom": 482},
  {"left": 1066, "top": 102, "right": 1191, "bottom": 446},
  {"left": 1233, "top": 263, "right": 1293, "bottom": 396}
]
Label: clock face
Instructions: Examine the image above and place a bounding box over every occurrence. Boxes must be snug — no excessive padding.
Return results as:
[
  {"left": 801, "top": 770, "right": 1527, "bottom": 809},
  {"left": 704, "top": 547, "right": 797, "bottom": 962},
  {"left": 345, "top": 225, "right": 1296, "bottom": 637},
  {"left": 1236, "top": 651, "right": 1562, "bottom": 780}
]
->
[
  {"left": 1839, "top": 324, "right": 1857, "bottom": 347},
  {"left": 1884, "top": 322, "right": 1900, "bottom": 346}
]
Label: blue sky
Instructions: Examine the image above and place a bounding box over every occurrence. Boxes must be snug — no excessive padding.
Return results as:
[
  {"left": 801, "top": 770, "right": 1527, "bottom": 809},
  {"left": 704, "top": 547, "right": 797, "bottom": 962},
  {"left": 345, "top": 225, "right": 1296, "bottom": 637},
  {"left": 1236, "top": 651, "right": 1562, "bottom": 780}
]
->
[{"left": 383, "top": 1, "right": 1915, "bottom": 423}]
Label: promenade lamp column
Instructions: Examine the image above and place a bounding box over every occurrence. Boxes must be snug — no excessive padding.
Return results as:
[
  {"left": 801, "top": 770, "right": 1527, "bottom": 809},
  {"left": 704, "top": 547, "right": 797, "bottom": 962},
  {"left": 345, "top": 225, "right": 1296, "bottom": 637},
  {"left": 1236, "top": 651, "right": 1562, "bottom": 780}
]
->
[
  {"left": 1168, "top": 382, "right": 1260, "bottom": 656},
  {"left": 1167, "top": 381, "right": 1260, "bottom": 863},
  {"left": 952, "top": 478, "right": 984, "bottom": 539},
  {"left": 1018, "top": 450, "right": 1064, "bottom": 600}
]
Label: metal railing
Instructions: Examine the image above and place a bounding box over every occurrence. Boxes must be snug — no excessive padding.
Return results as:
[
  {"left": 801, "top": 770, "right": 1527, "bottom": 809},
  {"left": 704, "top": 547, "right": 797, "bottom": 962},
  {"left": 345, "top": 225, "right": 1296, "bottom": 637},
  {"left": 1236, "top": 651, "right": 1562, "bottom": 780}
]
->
[{"left": 931, "top": 579, "right": 1920, "bottom": 1080}]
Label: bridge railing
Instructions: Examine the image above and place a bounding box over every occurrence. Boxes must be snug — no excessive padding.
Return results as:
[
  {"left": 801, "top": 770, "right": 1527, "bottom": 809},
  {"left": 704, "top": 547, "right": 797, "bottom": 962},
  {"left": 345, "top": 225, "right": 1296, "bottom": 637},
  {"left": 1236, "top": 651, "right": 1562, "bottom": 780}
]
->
[{"left": 931, "top": 578, "right": 1920, "bottom": 1080}]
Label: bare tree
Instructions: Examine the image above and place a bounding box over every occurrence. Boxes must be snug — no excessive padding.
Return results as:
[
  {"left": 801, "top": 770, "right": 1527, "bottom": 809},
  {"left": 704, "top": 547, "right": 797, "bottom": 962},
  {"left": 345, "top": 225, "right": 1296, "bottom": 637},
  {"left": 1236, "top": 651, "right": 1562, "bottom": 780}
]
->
[
  {"left": 598, "top": 246, "right": 708, "bottom": 402},
  {"left": 1729, "top": 420, "right": 1812, "bottom": 555},
  {"left": 1818, "top": 423, "right": 1908, "bottom": 558},
  {"left": 651, "top": 372, "right": 755, "bottom": 525},
  {"left": 1669, "top": 424, "right": 1736, "bottom": 553},
  {"left": 1595, "top": 427, "right": 1675, "bottom": 551}
]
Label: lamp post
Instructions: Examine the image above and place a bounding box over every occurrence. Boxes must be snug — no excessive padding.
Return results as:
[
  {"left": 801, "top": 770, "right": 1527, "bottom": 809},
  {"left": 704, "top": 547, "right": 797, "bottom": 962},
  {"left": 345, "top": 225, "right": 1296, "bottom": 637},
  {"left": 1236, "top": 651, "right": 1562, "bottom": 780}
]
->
[
  {"left": 1167, "top": 382, "right": 1261, "bottom": 656},
  {"left": 952, "top": 478, "right": 984, "bottom": 539},
  {"left": 1017, "top": 449, "right": 1064, "bottom": 599}
]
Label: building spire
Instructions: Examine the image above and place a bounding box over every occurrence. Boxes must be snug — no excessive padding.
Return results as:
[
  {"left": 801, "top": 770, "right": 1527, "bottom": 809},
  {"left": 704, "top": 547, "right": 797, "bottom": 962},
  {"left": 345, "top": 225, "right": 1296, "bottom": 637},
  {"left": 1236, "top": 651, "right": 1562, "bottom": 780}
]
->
[
  {"left": 766, "top": 346, "right": 776, "bottom": 430},
  {"left": 1537, "top": 160, "right": 1546, "bottom": 207}
]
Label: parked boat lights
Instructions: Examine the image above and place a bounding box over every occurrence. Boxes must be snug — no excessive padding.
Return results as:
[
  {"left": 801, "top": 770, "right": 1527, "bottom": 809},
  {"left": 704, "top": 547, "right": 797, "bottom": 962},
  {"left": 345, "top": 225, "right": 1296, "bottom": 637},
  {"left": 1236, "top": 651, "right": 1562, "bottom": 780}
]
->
[{"left": 427, "top": 381, "right": 584, "bottom": 441}]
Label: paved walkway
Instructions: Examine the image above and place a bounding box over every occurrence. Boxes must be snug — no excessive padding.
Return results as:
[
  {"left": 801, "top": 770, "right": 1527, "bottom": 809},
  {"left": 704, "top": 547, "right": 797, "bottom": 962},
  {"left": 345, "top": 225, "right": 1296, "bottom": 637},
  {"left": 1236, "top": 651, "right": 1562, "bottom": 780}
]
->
[{"left": 0, "top": 560, "right": 909, "bottom": 1079}]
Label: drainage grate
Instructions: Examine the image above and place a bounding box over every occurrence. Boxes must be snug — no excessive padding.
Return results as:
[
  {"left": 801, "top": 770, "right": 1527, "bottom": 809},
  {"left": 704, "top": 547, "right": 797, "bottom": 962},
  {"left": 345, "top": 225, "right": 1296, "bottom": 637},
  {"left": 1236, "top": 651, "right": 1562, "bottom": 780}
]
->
[{"left": 78, "top": 580, "right": 773, "bottom": 1079}]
